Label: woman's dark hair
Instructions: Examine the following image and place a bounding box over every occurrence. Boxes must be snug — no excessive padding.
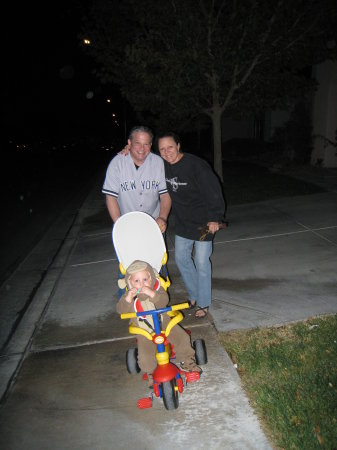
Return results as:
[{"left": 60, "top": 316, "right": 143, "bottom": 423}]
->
[{"left": 155, "top": 131, "right": 181, "bottom": 148}]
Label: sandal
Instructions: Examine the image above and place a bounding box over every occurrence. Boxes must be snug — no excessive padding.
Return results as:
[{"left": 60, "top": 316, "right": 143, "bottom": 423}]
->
[
  {"left": 195, "top": 307, "right": 209, "bottom": 319},
  {"left": 189, "top": 300, "right": 196, "bottom": 309}
]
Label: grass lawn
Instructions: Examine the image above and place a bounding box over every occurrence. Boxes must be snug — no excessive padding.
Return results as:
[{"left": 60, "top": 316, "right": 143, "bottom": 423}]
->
[
  {"left": 218, "top": 161, "right": 335, "bottom": 449},
  {"left": 219, "top": 315, "right": 337, "bottom": 450}
]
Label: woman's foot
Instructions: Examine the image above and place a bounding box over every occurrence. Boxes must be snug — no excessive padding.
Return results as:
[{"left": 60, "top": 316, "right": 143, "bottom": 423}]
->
[
  {"left": 195, "top": 306, "right": 209, "bottom": 319},
  {"left": 189, "top": 300, "right": 196, "bottom": 309}
]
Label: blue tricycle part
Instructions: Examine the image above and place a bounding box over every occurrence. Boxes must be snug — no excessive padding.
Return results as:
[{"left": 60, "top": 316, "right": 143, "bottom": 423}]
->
[
  {"left": 135, "top": 305, "right": 184, "bottom": 353},
  {"left": 134, "top": 305, "right": 175, "bottom": 317},
  {"left": 135, "top": 306, "right": 174, "bottom": 338}
]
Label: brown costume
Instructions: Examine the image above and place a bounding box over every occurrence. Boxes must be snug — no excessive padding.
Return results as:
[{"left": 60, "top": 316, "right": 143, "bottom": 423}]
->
[{"left": 116, "top": 260, "right": 197, "bottom": 374}]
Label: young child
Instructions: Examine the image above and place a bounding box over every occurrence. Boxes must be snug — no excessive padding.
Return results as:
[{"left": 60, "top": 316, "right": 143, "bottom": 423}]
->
[{"left": 116, "top": 260, "right": 201, "bottom": 380}]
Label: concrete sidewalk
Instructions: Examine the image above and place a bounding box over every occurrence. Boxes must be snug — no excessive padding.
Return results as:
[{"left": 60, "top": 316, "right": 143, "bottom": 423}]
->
[
  {"left": 1, "top": 168, "right": 336, "bottom": 449},
  {"left": 211, "top": 190, "right": 337, "bottom": 332}
]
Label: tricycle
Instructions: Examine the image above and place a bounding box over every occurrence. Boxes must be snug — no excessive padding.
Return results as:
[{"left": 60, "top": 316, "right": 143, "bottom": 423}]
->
[
  {"left": 113, "top": 211, "right": 208, "bottom": 410},
  {"left": 121, "top": 302, "right": 207, "bottom": 410}
]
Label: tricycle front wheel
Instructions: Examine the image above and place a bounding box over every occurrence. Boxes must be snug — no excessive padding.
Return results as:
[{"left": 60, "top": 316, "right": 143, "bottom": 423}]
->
[{"left": 161, "top": 380, "right": 179, "bottom": 410}]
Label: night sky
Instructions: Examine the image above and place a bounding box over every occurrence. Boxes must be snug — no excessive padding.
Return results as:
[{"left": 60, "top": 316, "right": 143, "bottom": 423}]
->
[{"left": 3, "top": 1, "right": 123, "bottom": 142}]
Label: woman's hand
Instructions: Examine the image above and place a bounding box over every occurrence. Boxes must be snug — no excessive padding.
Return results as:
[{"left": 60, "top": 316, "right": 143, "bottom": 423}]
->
[{"left": 207, "top": 221, "right": 220, "bottom": 234}]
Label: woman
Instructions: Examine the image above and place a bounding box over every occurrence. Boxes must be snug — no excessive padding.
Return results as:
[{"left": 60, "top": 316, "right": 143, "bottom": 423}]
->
[{"left": 156, "top": 132, "right": 225, "bottom": 318}]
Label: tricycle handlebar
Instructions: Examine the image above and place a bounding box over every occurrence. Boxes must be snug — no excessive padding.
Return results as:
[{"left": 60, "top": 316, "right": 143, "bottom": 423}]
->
[{"left": 120, "top": 302, "right": 190, "bottom": 320}]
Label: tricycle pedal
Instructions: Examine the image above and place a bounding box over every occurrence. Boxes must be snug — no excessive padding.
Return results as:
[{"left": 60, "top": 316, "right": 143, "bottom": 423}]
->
[
  {"left": 137, "top": 397, "right": 153, "bottom": 409},
  {"left": 184, "top": 371, "right": 201, "bottom": 383}
]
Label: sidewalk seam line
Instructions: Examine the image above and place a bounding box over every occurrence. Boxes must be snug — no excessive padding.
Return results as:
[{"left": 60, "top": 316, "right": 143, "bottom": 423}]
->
[
  {"left": 214, "top": 225, "right": 337, "bottom": 245},
  {"left": 212, "top": 298, "right": 281, "bottom": 317},
  {"left": 28, "top": 323, "right": 210, "bottom": 354},
  {"left": 295, "top": 222, "right": 337, "bottom": 246},
  {"left": 70, "top": 258, "right": 116, "bottom": 267}
]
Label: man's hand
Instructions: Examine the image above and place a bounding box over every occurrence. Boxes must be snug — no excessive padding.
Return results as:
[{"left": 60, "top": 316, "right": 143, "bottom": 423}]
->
[
  {"left": 156, "top": 217, "right": 167, "bottom": 233},
  {"left": 158, "top": 193, "right": 171, "bottom": 232}
]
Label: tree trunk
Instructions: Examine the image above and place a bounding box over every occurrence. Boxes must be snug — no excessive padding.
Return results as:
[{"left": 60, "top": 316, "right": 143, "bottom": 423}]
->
[
  {"left": 212, "top": 107, "right": 223, "bottom": 182},
  {"left": 197, "top": 127, "right": 201, "bottom": 154}
]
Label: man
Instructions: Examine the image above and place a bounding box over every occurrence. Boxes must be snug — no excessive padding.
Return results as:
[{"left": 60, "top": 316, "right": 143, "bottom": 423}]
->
[{"left": 102, "top": 126, "right": 171, "bottom": 232}]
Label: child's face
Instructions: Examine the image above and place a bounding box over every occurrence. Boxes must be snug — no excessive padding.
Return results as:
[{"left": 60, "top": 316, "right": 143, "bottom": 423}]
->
[{"left": 130, "top": 270, "right": 152, "bottom": 290}]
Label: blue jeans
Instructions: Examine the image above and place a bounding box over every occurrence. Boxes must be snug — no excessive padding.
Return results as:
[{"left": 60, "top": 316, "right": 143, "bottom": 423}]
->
[{"left": 174, "top": 234, "right": 213, "bottom": 308}]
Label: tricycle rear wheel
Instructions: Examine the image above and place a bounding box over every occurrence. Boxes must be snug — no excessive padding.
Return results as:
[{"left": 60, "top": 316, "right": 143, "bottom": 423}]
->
[
  {"left": 126, "top": 348, "right": 140, "bottom": 374},
  {"left": 193, "top": 339, "right": 208, "bottom": 365}
]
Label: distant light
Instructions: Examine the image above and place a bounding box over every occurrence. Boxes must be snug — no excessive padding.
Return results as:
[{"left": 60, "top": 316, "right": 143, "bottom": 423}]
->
[
  {"left": 86, "top": 91, "right": 94, "bottom": 99},
  {"left": 60, "top": 65, "right": 75, "bottom": 80},
  {"left": 112, "top": 113, "right": 116, "bottom": 117},
  {"left": 107, "top": 99, "right": 111, "bottom": 103},
  {"left": 83, "top": 39, "right": 91, "bottom": 45}
]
